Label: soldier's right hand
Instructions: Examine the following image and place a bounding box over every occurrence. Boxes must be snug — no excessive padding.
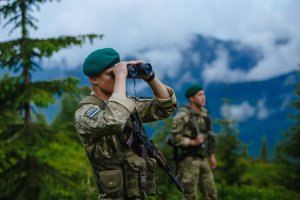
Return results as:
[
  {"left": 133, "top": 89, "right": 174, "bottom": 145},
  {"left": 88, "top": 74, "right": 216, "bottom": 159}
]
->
[
  {"left": 113, "top": 62, "right": 128, "bottom": 79},
  {"left": 189, "top": 134, "right": 205, "bottom": 146}
]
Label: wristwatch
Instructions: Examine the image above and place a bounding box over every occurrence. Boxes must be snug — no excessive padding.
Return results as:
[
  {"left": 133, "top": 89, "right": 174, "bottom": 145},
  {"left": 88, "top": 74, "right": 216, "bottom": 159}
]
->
[{"left": 146, "top": 71, "right": 155, "bottom": 82}]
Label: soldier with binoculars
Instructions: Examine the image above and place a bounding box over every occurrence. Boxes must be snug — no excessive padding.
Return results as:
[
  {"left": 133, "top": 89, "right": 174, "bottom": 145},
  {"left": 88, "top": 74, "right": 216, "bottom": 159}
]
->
[{"left": 74, "top": 48, "right": 178, "bottom": 200}]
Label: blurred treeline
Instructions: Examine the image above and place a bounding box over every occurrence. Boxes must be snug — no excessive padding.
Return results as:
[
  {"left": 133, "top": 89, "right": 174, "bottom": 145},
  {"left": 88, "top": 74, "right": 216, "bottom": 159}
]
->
[{"left": 0, "top": 0, "right": 299, "bottom": 199}]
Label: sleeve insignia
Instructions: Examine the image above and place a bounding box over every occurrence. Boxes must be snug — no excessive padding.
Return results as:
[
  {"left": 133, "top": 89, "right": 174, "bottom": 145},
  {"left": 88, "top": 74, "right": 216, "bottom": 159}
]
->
[{"left": 84, "top": 107, "right": 100, "bottom": 119}]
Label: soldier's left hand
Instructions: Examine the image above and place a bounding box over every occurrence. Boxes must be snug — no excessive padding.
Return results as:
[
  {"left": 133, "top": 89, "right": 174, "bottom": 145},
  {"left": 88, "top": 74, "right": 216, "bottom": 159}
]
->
[{"left": 210, "top": 154, "right": 217, "bottom": 169}]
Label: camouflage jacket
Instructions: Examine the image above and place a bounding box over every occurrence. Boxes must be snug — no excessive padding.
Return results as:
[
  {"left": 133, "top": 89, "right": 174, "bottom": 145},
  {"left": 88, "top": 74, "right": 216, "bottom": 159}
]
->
[
  {"left": 171, "top": 106, "right": 216, "bottom": 156},
  {"left": 74, "top": 86, "right": 178, "bottom": 167}
]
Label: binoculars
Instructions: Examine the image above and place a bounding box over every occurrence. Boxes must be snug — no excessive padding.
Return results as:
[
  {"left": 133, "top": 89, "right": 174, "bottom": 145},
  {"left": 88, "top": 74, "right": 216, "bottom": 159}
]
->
[{"left": 127, "top": 63, "right": 153, "bottom": 79}]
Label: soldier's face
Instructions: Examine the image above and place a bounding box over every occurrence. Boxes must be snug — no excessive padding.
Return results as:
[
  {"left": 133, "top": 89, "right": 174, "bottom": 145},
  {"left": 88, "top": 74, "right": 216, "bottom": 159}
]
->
[
  {"left": 190, "top": 90, "right": 206, "bottom": 107},
  {"left": 95, "top": 67, "right": 115, "bottom": 95}
]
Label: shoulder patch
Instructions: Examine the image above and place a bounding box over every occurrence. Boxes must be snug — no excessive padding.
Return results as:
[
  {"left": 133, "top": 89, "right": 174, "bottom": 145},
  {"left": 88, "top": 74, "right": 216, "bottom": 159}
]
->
[{"left": 84, "top": 106, "right": 100, "bottom": 119}]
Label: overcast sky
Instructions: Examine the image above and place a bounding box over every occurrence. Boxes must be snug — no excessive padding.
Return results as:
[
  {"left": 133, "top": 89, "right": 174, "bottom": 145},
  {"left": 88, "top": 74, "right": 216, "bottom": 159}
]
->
[{"left": 1, "top": 0, "right": 299, "bottom": 83}]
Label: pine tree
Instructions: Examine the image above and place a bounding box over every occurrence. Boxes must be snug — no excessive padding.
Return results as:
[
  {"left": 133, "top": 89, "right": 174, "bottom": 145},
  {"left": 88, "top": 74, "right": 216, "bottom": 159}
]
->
[
  {"left": 259, "top": 136, "right": 269, "bottom": 162},
  {"left": 151, "top": 118, "right": 182, "bottom": 199},
  {"left": 49, "top": 87, "right": 98, "bottom": 199},
  {"left": 0, "top": 0, "right": 102, "bottom": 199},
  {"left": 215, "top": 99, "right": 248, "bottom": 185},
  {"left": 276, "top": 72, "right": 300, "bottom": 192}
]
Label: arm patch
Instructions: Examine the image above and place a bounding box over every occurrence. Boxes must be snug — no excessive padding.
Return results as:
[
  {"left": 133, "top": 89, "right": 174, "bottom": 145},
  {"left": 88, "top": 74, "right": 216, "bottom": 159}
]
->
[{"left": 84, "top": 106, "right": 100, "bottom": 120}]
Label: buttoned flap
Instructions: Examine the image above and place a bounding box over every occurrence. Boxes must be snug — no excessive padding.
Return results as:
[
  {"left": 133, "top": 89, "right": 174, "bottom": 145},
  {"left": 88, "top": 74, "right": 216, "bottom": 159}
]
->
[
  {"left": 99, "top": 169, "right": 123, "bottom": 191},
  {"left": 125, "top": 151, "right": 146, "bottom": 171},
  {"left": 147, "top": 157, "right": 157, "bottom": 173}
]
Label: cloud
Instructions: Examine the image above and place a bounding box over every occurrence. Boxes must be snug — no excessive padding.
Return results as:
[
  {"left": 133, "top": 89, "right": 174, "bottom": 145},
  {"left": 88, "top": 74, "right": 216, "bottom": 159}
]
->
[
  {"left": 202, "top": 40, "right": 300, "bottom": 83},
  {"left": 256, "top": 99, "right": 272, "bottom": 120},
  {"left": 220, "top": 98, "right": 273, "bottom": 122},
  {"left": 1, "top": 0, "right": 299, "bottom": 82},
  {"left": 134, "top": 47, "right": 183, "bottom": 79},
  {"left": 202, "top": 48, "right": 248, "bottom": 84},
  {"left": 246, "top": 39, "right": 300, "bottom": 81},
  {"left": 221, "top": 101, "right": 256, "bottom": 122},
  {"left": 174, "top": 71, "right": 197, "bottom": 90}
]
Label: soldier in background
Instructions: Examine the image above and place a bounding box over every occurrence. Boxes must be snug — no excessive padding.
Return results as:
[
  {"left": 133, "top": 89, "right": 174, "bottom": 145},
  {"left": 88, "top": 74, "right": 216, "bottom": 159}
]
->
[
  {"left": 74, "top": 48, "right": 178, "bottom": 199},
  {"left": 170, "top": 84, "right": 217, "bottom": 200}
]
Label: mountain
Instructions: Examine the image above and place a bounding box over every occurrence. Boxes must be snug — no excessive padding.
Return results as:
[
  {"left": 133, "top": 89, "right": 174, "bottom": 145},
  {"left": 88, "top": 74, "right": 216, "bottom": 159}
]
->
[
  {"left": 154, "top": 35, "right": 298, "bottom": 158},
  {"left": 13, "top": 34, "right": 299, "bottom": 158},
  {"left": 205, "top": 72, "right": 298, "bottom": 157}
]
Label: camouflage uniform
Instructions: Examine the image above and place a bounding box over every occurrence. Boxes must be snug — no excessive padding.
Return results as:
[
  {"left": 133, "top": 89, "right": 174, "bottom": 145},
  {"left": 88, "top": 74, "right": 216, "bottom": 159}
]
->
[
  {"left": 74, "top": 87, "right": 177, "bottom": 200},
  {"left": 172, "top": 106, "right": 217, "bottom": 200}
]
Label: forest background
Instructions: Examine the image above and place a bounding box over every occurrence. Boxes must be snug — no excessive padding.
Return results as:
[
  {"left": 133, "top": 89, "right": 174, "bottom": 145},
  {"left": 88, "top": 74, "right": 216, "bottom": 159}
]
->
[{"left": 0, "top": 0, "right": 299, "bottom": 199}]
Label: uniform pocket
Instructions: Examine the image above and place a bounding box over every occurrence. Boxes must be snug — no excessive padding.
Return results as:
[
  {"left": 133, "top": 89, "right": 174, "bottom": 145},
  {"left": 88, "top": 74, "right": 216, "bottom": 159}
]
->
[
  {"left": 98, "top": 169, "right": 124, "bottom": 197},
  {"left": 124, "top": 152, "right": 146, "bottom": 198},
  {"left": 146, "top": 157, "right": 157, "bottom": 195}
]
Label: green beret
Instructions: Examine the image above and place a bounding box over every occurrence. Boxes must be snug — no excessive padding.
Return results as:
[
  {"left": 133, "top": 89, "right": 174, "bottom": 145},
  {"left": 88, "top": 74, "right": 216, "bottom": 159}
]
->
[
  {"left": 185, "top": 84, "right": 203, "bottom": 98},
  {"left": 83, "top": 48, "right": 120, "bottom": 76}
]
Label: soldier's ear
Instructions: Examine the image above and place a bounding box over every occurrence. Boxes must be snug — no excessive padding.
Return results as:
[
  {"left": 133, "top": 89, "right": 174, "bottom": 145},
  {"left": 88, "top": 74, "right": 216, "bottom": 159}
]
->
[{"left": 89, "top": 76, "right": 98, "bottom": 85}]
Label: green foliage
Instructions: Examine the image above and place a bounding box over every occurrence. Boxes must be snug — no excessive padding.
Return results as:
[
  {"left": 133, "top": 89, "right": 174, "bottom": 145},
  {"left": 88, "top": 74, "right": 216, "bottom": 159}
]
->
[
  {"left": 214, "top": 118, "right": 248, "bottom": 185},
  {"left": 240, "top": 160, "right": 281, "bottom": 187},
  {"left": 0, "top": 74, "right": 23, "bottom": 131},
  {"left": 259, "top": 136, "right": 269, "bottom": 162},
  {"left": 150, "top": 183, "right": 300, "bottom": 200},
  {"left": 40, "top": 87, "right": 97, "bottom": 199},
  {"left": 275, "top": 72, "right": 300, "bottom": 192},
  {"left": 217, "top": 183, "right": 300, "bottom": 200},
  {"left": 148, "top": 96, "right": 300, "bottom": 199},
  {"left": 149, "top": 117, "right": 300, "bottom": 199},
  {"left": 0, "top": 74, "right": 22, "bottom": 109},
  {"left": 150, "top": 118, "right": 182, "bottom": 199},
  {"left": 0, "top": 121, "right": 97, "bottom": 199},
  {"left": 27, "top": 78, "right": 80, "bottom": 107},
  {"left": 51, "top": 86, "right": 90, "bottom": 133},
  {"left": 0, "top": 0, "right": 102, "bottom": 199},
  {"left": 0, "top": 87, "right": 97, "bottom": 199},
  {"left": 0, "top": 35, "right": 103, "bottom": 71},
  {"left": 0, "top": 0, "right": 58, "bottom": 34}
]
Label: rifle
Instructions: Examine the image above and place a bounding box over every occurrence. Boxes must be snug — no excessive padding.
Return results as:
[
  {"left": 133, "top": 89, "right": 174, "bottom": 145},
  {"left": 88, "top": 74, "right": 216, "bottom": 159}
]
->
[
  {"left": 189, "top": 112, "right": 213, "bottom": 157},
  {"left": 190, "top": 109, "right": 212, "bottom": 137},
  {"left": 127, "top": 111, "right": 184, "bottom": 192}
]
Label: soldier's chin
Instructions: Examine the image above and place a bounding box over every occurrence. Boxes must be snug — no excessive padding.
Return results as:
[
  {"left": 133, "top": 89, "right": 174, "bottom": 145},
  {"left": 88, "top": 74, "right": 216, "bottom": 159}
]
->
[{"left": 103, "top": 89, "right": 114, "bottom": 96}]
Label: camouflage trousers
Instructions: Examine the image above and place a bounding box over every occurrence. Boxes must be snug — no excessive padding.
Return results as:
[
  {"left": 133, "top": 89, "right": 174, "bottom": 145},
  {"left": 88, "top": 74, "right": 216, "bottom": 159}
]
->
[{"left": 177, "top": 156, "right": 217, "bottom": 200}]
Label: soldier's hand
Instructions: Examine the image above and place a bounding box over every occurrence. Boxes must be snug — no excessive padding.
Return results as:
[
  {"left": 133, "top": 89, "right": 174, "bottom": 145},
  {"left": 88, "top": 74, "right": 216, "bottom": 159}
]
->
[
  {"left": 210, "top": 154, "right": 217, "bottom": 169},
  {"left": 189, "top": 134, "right": 205, "bottom": 146},
  {"left": 113, "top": 62, "right": 128, "bottom": 79},
  {"left": 195, "top": 134, "right": 205, "bottom": 144}
]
